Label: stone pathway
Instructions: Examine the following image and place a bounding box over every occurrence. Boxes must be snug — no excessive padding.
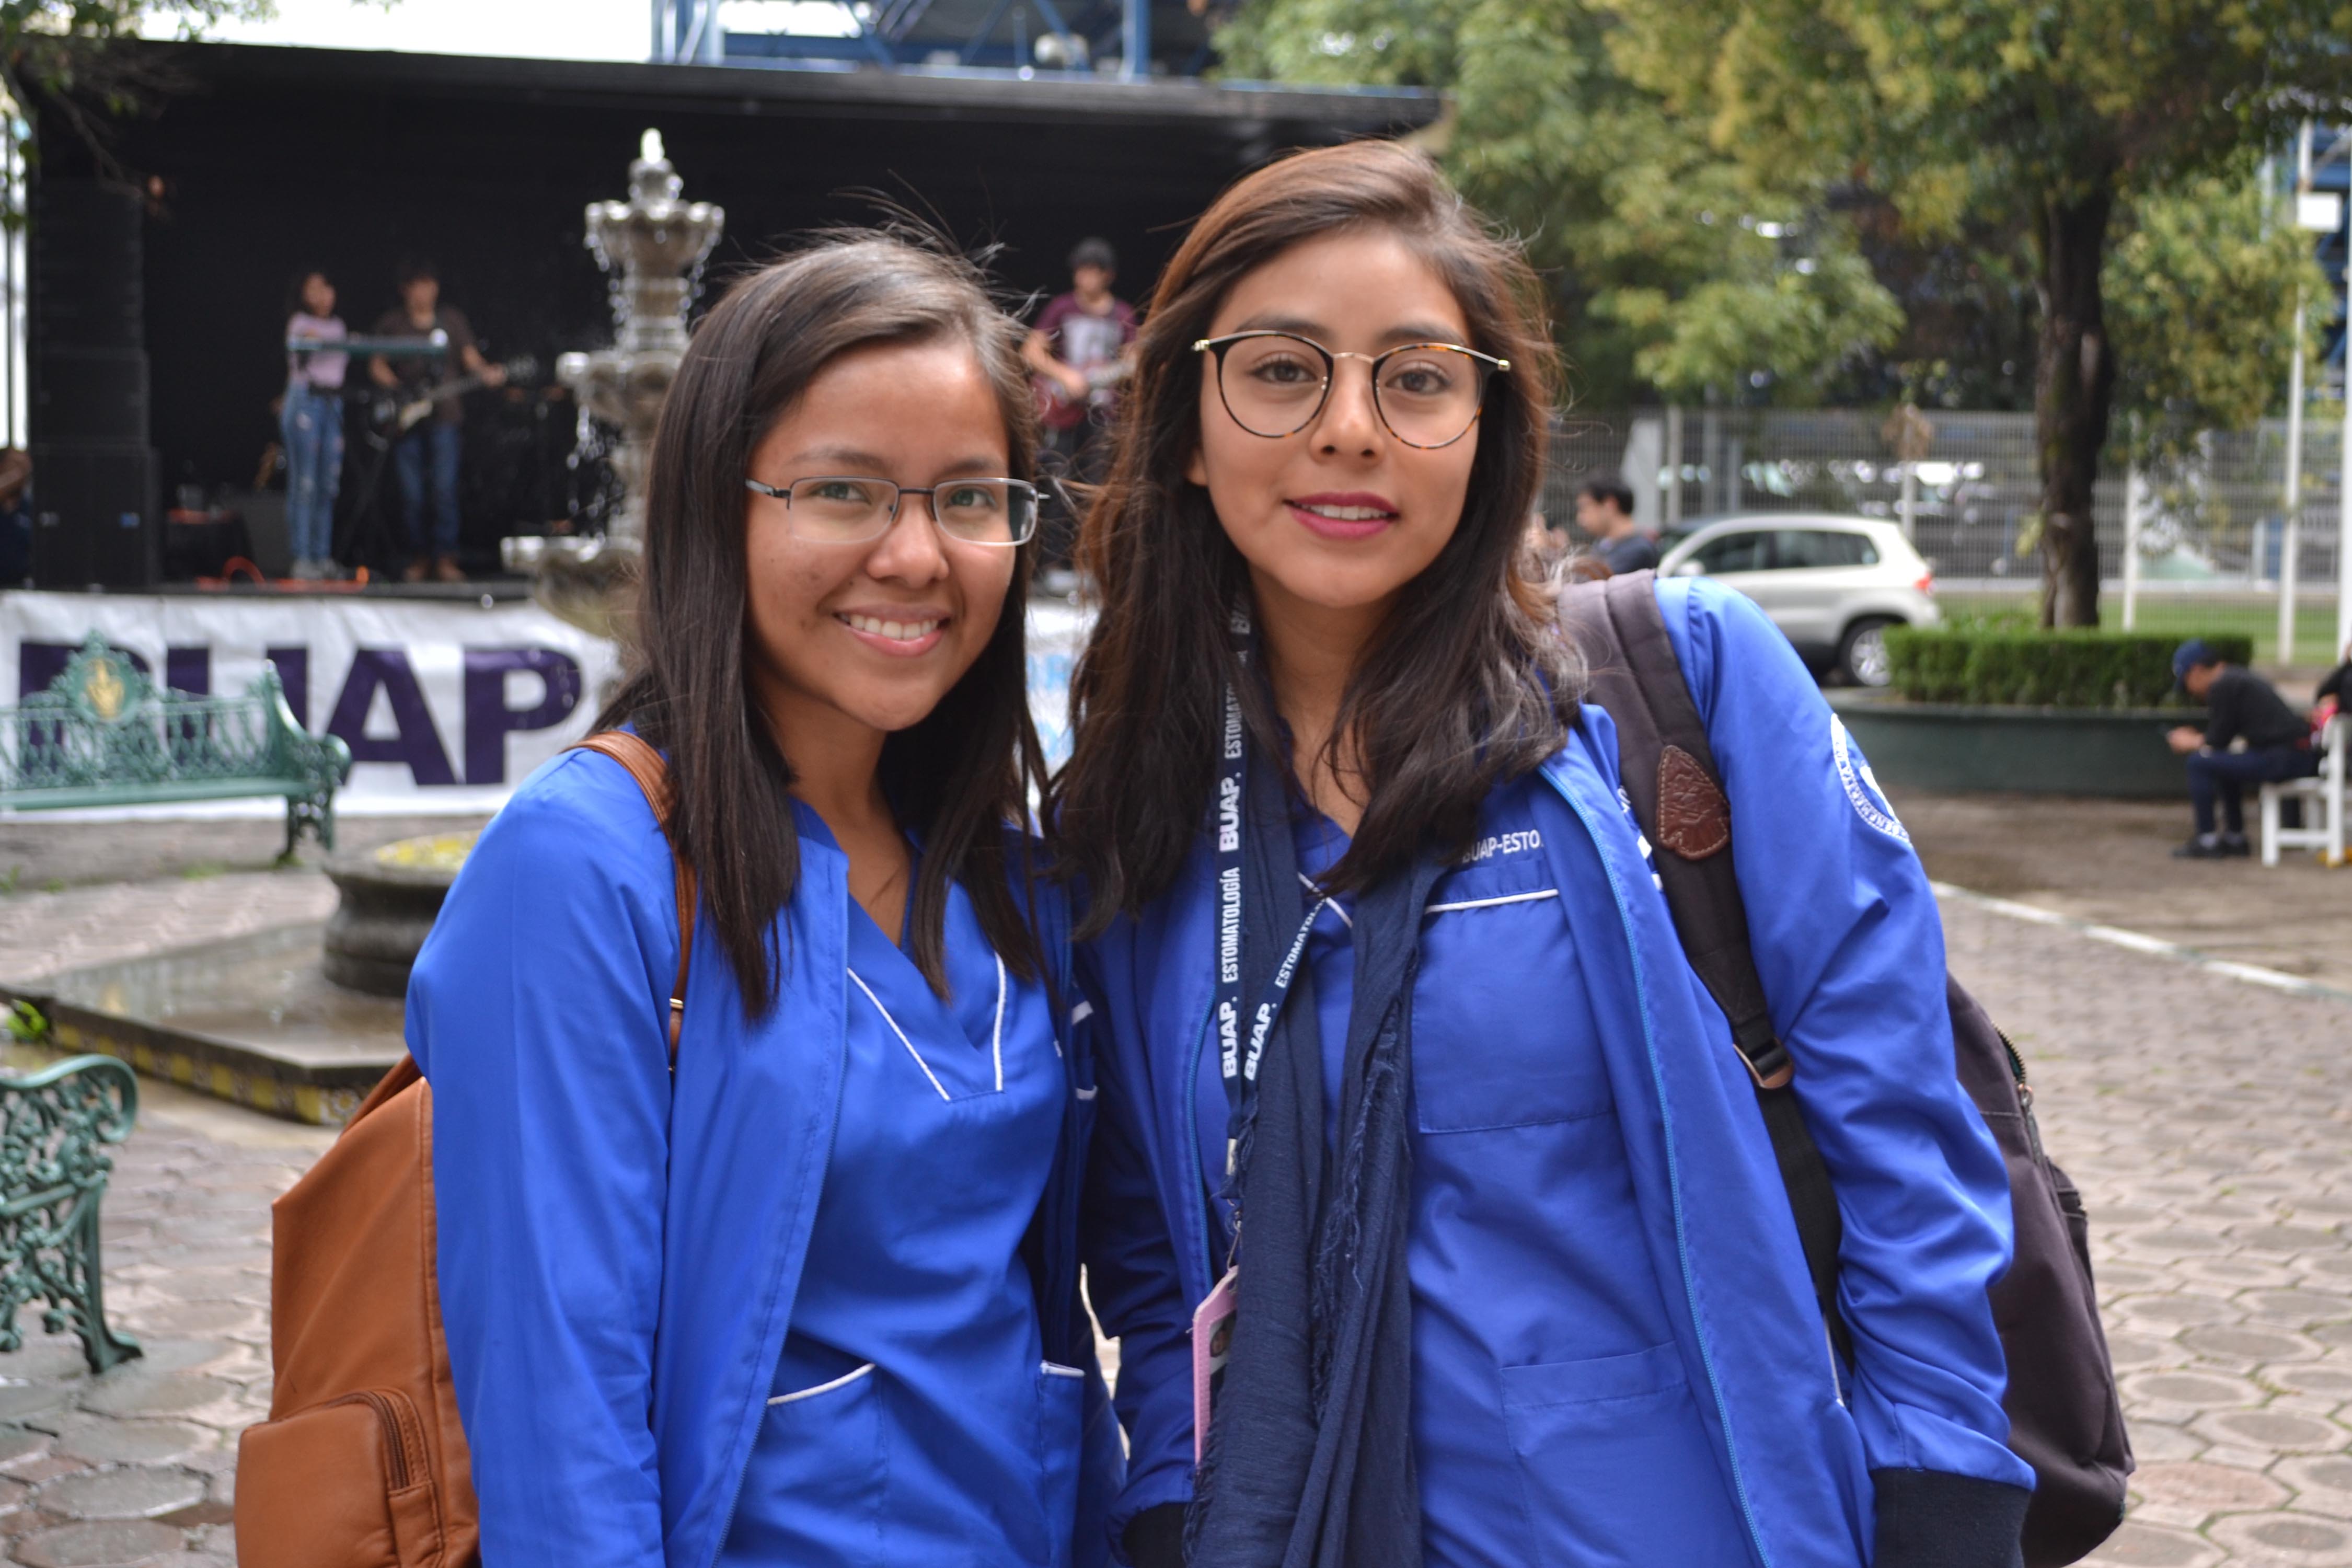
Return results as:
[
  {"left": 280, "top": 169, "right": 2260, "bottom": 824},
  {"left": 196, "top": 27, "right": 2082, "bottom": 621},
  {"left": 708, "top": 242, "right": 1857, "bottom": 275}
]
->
[
  {"left": 0, "top": 1074, "right": 329, "bottom": 1566},
  {"left": 0, "top": 875, "right": 334, "bottom": 987},
  {"left": 1892, "top": 788, "right": 2352, "bottom": 995},
  {"left": 0, "top": 884, "right": 2339, "bottom": 1563},
  {"left": 0, "top": 815, "right": 491, "bottom": 989},
  {"left": 1946, "top": 895, "right": 2352, "bottom": 1567},
  {"left": 0, "top": 815, "right": 493, "bottom": 899}
]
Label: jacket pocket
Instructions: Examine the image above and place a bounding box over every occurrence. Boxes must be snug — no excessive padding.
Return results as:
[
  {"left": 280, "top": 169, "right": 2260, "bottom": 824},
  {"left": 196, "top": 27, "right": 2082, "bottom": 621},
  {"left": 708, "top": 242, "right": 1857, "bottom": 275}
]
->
[
  {"left": 235, "top": 1390, "right": 443, "bottom": 1568},
  {"left": 728, "top": 1357, "right": 886, "bottom": 1562},
  {"left": 768, "top": 1359, "right": 877, "bottom": 1406},
  {"left": 1498, "top": 1344, "right": 1749, "bottom": 1567},
  {"left": 1035, "top": 1363, "right": 1088, "bottom": 1568},
  {"left": 1412, "top": 884, "right": 1612, "bottom": 1134}
]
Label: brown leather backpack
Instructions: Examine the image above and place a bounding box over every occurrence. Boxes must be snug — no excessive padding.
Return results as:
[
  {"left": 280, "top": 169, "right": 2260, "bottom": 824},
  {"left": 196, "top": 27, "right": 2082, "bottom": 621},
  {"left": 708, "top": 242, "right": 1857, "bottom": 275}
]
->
[{"left": 236, "top": 734, "right": 695, "bottom": 1568}]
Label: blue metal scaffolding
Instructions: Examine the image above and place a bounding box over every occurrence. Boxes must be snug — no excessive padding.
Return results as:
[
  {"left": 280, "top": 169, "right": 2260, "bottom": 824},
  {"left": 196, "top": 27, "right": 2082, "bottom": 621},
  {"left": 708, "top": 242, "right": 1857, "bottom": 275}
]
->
[
  {"left": 651, "top": 0, "right": 1173, "bottom": 78},
  {"left": 2266, "top": 123, "right": 2352, "bottom": 392}
]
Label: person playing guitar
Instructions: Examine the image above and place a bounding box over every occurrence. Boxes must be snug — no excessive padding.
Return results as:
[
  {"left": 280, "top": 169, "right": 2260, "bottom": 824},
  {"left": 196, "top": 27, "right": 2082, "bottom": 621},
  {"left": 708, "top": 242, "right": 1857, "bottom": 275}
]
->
[
  {"left": 368, "top": 258, "right": 507, "bottom": 584},
  {"left": 1021, "top": 237, "right": 1135, "bottom": 582}
]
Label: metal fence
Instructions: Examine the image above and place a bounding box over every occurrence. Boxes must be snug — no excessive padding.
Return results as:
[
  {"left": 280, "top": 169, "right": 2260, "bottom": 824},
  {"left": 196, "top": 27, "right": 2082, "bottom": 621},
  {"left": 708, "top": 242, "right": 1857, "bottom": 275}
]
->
[{"left": 1542, "top": 407, "right": 2352, "bottom": 667}]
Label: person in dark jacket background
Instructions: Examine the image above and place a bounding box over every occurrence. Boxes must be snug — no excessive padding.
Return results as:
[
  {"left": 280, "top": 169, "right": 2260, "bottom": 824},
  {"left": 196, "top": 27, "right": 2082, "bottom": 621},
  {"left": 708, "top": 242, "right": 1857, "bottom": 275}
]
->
[
  {"left": 1574, "top": 471, "right": 1658, "bottom": 574},
  {"left": 2166, "top": 637, "right": 2320, "bottom": 858}
]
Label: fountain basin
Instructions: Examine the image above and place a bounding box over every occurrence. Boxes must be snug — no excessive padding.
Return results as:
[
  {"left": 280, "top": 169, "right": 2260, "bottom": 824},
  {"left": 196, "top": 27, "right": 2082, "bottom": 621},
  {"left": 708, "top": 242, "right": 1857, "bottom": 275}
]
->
[
  {"left": 11, "top": 924, "right": 408, "bottom": 1126},
  {"left": 323, "top": 833, "right": 476, "bottom": 997}
]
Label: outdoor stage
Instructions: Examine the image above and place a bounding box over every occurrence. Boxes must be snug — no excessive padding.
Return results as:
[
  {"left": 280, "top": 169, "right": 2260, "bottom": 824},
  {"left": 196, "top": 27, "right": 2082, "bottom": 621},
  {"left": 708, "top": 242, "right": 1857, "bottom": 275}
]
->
[{"left": 22, "top": 40, "right": 1436, "bottom": 584}]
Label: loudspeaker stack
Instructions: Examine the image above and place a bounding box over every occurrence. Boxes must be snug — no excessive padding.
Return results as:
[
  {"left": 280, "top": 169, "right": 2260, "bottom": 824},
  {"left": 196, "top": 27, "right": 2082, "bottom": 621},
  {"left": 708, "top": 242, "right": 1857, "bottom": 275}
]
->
[{"left": 29, "top": 179, "right": 157, "bottom": 588}]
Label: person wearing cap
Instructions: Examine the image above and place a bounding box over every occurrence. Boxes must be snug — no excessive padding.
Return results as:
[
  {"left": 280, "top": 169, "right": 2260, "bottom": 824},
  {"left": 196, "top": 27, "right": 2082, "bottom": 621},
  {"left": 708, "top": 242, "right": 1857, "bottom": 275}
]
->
[
  {"left": 1023, "top": 238, "right": 1137, "bottom": 586},
  {"left": 2165, "top": 637, "right": 2320, "bottom": 858}
]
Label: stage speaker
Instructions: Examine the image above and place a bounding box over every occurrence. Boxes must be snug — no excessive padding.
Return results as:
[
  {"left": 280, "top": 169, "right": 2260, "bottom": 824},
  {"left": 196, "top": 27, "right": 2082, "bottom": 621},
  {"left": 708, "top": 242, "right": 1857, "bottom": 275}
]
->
[
  {"left": 28, "top": 443, "right": 159, "bottom": 589},
  {"left": 31, "top": 181, "right": 143, "bottom": 352},
  {"left": 33, "top": 348, "right": 149, "bottom": 443}
]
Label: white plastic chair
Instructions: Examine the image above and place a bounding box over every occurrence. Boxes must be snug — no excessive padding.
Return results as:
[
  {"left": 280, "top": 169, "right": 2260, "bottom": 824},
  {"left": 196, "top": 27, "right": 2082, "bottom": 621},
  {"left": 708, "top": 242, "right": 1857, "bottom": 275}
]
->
[{"left": 2261, "top": 714, "right": 2349, "bottom": 868}]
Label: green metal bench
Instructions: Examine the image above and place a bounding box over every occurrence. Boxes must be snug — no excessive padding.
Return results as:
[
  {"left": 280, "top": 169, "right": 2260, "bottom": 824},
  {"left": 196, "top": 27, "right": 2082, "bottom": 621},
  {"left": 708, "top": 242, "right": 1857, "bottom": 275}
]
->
[
  {"left": 0, "top": 1052, "right": 142, "bottom": 1374},
  {"left": 2, "top": 632, "right": 352, "bottom": 856}
]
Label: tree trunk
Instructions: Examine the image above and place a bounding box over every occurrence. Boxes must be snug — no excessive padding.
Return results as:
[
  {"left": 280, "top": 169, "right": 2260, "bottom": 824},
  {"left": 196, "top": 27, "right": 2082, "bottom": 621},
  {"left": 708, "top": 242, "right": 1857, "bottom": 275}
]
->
[{"left": 2032, "top": 186, "right": 2117, "bottom": 628}]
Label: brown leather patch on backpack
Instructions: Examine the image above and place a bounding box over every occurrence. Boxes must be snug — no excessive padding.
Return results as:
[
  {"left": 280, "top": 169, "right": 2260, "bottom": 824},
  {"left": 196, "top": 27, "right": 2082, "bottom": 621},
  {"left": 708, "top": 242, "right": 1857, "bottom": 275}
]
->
[{"left": 1656, "top": 744, "right": 1731, "bottom": 860}]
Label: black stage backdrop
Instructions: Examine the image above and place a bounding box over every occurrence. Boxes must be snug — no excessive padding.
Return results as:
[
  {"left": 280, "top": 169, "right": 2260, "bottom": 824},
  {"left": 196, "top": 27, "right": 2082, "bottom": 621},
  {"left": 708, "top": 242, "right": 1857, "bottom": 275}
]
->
[{"left": 35, "top": 43, "right": 1434, "bottom": 570}]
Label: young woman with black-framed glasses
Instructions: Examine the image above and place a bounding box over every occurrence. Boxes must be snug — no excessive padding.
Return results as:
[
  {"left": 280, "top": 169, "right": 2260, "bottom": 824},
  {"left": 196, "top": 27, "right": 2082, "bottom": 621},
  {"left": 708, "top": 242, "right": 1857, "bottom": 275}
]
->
[{"left": 1057, "top": 141, "right": 2033, "bottom": 1568}]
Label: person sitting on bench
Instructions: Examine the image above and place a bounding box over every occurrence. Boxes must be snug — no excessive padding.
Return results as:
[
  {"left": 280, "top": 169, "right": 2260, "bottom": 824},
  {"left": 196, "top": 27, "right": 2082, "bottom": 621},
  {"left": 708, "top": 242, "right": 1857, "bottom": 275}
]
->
[
  {"left": 2166, "top": 637, "right": 2319, "bottom": 858},
  {"left": 2318, "top": 639, "right": 2351, "bottom": 727}
]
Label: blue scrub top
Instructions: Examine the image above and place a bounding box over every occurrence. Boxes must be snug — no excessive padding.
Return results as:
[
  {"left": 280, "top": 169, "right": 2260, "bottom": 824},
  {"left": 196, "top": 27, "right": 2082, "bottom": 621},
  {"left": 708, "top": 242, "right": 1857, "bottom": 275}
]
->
[
  {"left": 1193, "top": 772, "right": 1753, "bottom": 1567},
  {"left": 724, "top": 845, "right": 1082, "bottom": 1567}
]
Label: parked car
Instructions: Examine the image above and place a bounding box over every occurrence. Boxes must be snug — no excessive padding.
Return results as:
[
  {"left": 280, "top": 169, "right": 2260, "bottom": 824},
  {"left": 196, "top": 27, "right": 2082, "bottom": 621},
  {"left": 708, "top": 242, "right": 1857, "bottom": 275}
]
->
[{"left": 1655, "top": 514, "right": 1939, "bottom": 686}]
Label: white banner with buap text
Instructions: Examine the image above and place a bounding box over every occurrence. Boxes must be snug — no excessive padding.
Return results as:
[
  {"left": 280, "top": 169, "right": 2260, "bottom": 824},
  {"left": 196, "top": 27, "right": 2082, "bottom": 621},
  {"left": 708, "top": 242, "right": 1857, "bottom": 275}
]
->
[
  {"left": 2, "top": 591, "right": 1092, "bottom": 819},
  {"left": 1, "top": 591, "right": 622, "bottom": 815}
]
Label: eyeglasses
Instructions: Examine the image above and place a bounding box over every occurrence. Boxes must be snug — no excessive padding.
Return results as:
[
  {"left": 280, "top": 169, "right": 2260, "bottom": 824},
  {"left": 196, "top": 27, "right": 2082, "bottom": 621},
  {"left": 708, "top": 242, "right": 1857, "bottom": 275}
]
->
[
  {"left": 743, "top": 475, "right": 1040, "bottom": 547},
  {"left": 1193, "top": 331, "right": 1509, "bottom": 450}
]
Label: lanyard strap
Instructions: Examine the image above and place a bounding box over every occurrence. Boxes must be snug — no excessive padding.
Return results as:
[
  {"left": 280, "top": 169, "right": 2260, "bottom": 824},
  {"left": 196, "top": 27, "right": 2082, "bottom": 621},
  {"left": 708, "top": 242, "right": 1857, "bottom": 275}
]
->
[{"left": 1212, "top": 607, "right": 1328, "bottom": 1192}]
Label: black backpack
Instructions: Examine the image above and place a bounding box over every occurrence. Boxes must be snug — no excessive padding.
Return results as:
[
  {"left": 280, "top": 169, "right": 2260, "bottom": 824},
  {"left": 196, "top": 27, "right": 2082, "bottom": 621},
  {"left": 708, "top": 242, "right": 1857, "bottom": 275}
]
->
[{"left": 1561, "top": 573, "right": 2131, "bottom": 1568}]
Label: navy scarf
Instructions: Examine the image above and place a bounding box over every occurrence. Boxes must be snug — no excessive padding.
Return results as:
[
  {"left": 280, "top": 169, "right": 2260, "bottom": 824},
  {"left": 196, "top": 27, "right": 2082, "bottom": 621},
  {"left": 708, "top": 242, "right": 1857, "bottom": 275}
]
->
[{"left": 1190, "top": 739, "right": 1442, "bottom": 1568}]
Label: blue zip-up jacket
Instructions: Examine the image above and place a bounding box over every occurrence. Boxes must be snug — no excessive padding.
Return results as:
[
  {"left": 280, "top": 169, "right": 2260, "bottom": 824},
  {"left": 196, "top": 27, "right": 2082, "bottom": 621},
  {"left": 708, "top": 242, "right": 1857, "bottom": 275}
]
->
[
  {"left": 409, "top": 746, "right": 1125, "bottom": 1568},
  {"left": 1078, "top": 579, "right": 2032, "bottom": 1565}
]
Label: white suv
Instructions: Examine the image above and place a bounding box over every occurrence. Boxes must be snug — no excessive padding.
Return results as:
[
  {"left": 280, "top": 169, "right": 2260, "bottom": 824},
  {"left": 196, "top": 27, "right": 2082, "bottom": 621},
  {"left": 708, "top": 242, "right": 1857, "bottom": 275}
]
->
[{"left": 1656, "top": 514, "right": 1940, "bottom": 687}]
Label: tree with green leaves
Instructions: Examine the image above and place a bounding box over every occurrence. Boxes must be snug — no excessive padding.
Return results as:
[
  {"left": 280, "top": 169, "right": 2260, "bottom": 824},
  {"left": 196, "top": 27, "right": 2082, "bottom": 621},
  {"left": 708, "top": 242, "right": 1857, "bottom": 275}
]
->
[
  {"left": 1610, "top": 0, "right": 2352, "bottom": 625},
  {"left": 2106, "top": 166, "right": 2325, "bottom": 465},
  {"left": 1216, "top": 0, "right": 1904, "bottom": 408}
]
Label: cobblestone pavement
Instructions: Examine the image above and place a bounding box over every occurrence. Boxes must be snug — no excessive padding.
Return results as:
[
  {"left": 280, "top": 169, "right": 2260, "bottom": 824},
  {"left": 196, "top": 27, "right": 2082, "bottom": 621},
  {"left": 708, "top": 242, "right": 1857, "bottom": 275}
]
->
[
  {"left": 1892, "top": 788, "right": 2352, "bottom": 995},
  {"left": 0, "top": 816, "right": 492, "bottom": 897},
  {"left": 0, "top": 886, "right": 2339, "bottom": 1563},
  {"left": 0, "top": 1071, "right": 330, "bottom": 1566},
  {"left": 0, "top": 817, "right": 493, "bottom": 987},
  {"left": 0, "top": 874, "right": 335, "bottom": 987},
  {"left": 1948, "top": 895, "right": 2352, "bottom": 1567}
]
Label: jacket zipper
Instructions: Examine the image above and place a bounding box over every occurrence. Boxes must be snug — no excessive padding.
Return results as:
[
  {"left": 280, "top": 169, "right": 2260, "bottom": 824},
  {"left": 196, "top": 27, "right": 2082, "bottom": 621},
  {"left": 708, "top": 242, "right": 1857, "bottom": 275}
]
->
[
  {"left": 1546, "top": 769, "right": 1776, "bottom": 1568},
  {"left": 1994, "top": 1025, "right": 2047, "bottom": 1163}
]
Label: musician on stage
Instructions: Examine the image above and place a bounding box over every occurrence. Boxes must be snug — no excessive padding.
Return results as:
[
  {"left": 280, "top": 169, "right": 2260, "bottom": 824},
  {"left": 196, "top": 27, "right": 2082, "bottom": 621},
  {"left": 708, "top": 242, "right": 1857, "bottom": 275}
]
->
[
  {"left": 368, "top": 258, "right": 505, "bottom": 583},
  {"left": 1022, "top": 237, "right": 1135, "bottom": 583},
  {"left": 282, "top": 269, "right": 349, "bottom": 581}
]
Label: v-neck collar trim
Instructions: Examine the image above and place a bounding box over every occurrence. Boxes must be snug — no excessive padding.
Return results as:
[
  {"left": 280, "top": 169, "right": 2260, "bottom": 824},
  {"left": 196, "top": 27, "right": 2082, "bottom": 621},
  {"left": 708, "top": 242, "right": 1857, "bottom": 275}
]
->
[{"left": 844, "top": 953, "right": 1007, "bottom": 1100}]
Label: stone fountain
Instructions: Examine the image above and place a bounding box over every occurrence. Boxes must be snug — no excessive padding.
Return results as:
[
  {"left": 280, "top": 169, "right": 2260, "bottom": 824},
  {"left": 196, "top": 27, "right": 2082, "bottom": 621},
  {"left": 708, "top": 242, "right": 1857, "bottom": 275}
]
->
[
  {"left": 34, "top": 141, "right": 726, "bottom": 1126},
  {"left": 504, "top": 129, "right": 726, "bottom": 636}
]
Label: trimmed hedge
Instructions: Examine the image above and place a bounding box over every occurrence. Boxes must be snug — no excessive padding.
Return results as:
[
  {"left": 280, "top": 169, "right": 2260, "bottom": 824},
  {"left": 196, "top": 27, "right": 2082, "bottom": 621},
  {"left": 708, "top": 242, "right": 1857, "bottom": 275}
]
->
[{"left": 1884, "top": 627, "right": 2255, "bottom": 708}]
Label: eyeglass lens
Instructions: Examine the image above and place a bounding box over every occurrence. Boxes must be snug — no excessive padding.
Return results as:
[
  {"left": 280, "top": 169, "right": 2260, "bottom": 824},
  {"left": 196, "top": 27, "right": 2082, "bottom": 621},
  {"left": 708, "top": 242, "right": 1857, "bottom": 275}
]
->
[
  {"left": 1215, "top": 335, "right": 1491, "bottom": 447},
  {"left": 785, "top": 477, "right": 1037, "bottom": 546}
]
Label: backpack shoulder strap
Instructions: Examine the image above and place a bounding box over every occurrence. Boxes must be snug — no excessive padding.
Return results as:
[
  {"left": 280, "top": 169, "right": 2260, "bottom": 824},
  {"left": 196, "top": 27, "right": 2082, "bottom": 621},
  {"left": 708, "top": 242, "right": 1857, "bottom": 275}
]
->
[
  {"left": 1558, "top": 571, "right": 1848, "bottom": 1360},
  {"left": 568, "top": 731, "right": 696, "bottom": 1069},
  {"left": 1559, "top": 572, "right": 1787, "bottom": 1087}
]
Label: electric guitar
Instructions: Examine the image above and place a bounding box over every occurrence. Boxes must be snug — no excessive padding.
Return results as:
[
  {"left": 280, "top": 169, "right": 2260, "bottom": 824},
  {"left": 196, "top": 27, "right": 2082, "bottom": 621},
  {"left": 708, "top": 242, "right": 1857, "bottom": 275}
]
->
[
  {"left": 367, "top": 355, "right": 540, "bottom": 436},
  {"left": 1037, "top": 359, "right": 1129, "bottom": 417}
]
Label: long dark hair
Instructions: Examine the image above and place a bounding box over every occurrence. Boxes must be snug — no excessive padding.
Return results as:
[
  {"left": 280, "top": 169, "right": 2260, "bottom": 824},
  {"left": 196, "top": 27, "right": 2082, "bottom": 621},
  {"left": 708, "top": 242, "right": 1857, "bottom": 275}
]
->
[
  {"left": 1051, "top": 141, "right": 1573, "bottom": 931},
  {"left": 597, "top": 234, "right": 1048, "bottom": 1011},
  {"left": 284, "top": 268, "right": 332, "bottom": 319}
]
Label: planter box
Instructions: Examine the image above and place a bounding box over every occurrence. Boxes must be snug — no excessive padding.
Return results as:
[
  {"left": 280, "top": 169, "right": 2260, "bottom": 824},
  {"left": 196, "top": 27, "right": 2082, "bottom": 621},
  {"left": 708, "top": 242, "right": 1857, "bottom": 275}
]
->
[{"left": 1831, "top": 697, "right": 2189, "bottom": 798}]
